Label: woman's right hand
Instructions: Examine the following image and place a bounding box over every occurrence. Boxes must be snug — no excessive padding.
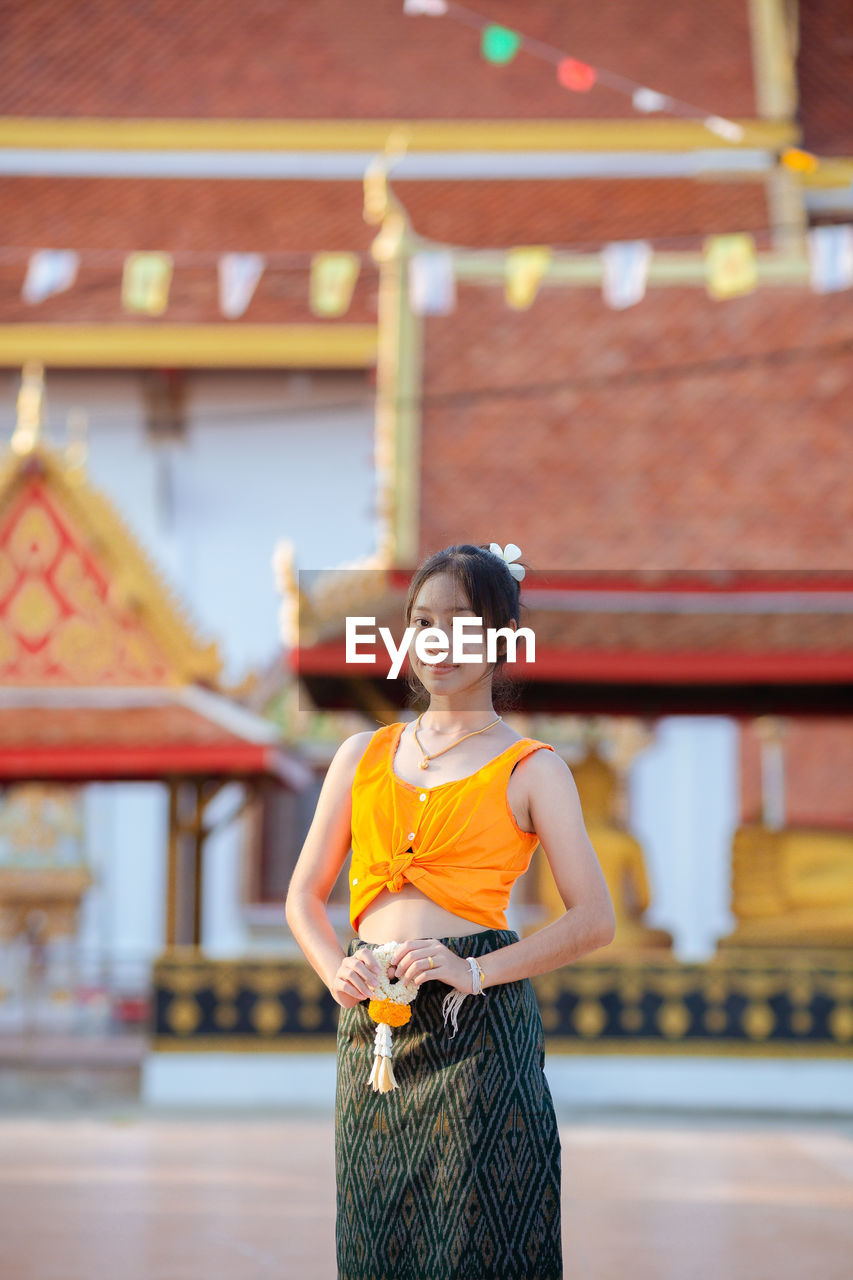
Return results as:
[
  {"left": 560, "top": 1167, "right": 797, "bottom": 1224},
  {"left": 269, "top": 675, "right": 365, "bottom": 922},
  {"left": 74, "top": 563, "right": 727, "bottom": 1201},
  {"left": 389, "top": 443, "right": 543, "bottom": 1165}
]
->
[{"left": 331, "top": 945, "right": 384, "bottom": 1008}]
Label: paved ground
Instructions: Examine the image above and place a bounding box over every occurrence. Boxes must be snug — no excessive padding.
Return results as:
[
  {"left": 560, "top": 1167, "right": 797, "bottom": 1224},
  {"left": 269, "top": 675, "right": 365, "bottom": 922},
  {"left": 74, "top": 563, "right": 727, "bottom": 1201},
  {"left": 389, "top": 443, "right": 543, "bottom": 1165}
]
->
[{"left": 2, "top": 1095, "right": 852, "bottom": 1280}]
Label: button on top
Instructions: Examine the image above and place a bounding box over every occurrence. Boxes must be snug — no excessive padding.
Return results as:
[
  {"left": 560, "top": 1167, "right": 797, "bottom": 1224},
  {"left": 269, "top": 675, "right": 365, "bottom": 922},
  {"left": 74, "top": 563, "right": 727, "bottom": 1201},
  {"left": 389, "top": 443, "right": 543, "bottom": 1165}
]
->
[
  {"left": 419, "top": 793, "right": 427, "bottom": 802},
  {"left": 407, "top": 832, "right": 415, "bottom": 841},
  {"left": 352, "top": 877, "right": 358, "bottom": 885}
]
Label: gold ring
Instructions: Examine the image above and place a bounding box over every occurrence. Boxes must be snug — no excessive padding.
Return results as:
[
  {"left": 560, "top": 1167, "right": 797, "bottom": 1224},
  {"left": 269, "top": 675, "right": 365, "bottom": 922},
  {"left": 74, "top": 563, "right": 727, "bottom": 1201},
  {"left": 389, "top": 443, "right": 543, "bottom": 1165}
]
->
[{"left": 428, "top": 955, "right": 434, "bottom": 969}]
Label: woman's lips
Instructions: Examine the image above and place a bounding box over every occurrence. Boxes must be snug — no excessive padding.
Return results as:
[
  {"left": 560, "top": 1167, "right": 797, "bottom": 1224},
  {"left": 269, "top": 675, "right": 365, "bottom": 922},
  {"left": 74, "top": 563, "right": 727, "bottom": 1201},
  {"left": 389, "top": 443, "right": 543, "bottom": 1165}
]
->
[{"left": 430, "top": 664, "right": 457, "bottom": 673}]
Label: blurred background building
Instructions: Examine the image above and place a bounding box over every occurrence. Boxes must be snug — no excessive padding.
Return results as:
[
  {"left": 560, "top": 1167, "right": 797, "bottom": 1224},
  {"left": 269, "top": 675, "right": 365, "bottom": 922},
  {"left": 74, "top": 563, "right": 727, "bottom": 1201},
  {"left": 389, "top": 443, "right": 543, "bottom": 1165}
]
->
[{"left": 0, "top": 0, "right": 851, "bottom": 1110}]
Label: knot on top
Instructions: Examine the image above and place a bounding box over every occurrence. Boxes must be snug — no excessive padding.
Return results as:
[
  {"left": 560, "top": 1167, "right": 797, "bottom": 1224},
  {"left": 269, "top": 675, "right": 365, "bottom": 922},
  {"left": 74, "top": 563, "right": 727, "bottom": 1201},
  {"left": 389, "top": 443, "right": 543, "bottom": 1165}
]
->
[{"left": 368, "top": 849, "right": 416, "bottom": 893}]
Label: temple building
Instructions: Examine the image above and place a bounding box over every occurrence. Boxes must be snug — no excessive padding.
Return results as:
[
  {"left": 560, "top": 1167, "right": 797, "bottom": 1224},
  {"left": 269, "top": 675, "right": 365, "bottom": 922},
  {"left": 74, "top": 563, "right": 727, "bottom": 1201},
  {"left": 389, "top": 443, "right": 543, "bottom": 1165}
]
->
[{"left": 1, "top": 0, "right": 851, "bottom": 1109}]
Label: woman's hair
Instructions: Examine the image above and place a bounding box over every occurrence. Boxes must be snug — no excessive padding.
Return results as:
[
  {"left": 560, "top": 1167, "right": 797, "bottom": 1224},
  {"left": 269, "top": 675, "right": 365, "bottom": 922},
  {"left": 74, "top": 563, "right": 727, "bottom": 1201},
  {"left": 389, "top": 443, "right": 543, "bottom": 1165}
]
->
[{"left": 402, "top": 542, "right": 527, "bottom": 713}]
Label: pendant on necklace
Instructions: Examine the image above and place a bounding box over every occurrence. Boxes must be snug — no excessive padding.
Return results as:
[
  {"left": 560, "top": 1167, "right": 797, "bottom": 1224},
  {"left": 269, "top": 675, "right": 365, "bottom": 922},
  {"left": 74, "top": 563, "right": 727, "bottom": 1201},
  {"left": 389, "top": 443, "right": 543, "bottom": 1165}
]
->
[{"left": 419, "top": 759, "right": 430, "bottom": 770}]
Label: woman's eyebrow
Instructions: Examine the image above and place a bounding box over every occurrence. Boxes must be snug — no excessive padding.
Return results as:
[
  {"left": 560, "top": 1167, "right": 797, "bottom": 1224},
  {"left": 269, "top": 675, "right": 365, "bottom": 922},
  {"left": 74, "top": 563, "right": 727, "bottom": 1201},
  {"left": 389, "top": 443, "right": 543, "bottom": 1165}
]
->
[{"left": 413, "top": 604, "right": 475, "bottom": 613}]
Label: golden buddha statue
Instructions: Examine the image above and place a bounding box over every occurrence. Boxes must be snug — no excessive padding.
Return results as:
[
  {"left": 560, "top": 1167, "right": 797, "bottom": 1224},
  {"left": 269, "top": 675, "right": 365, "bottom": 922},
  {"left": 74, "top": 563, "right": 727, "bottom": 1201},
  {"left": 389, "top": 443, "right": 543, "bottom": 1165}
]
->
[
  {"left": 534, "top": 739, "right": 672, "bottom": 955},
  {"left": 720, "top": 716, "right": 853, "bottom": 949},
  {"left": 720, "top": 823, "right": 853, "bottom": 948}
]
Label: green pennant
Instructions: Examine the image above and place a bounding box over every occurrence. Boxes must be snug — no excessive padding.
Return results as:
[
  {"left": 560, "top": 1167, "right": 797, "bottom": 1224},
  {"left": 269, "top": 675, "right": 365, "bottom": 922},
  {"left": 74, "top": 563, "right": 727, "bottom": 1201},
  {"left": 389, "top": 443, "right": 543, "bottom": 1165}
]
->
[{"left": 481, "top": 24, "right": 521, "bottom": 65}]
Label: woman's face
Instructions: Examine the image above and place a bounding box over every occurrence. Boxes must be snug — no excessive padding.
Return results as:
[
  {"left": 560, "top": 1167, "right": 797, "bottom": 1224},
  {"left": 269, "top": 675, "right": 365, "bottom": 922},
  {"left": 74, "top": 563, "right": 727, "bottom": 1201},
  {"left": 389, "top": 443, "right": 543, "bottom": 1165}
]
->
[{"left": 406, "top": 570, "right": 513, "bottom": 693}]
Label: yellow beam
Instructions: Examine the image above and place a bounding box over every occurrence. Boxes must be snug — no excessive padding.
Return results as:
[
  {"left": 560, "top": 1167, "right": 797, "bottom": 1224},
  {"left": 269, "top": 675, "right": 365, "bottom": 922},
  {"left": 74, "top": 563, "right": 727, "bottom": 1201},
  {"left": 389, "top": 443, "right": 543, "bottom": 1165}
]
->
[
  {"left": 0, "top": 117, "right": 799, "bottom": 153},
  {"left": 800, "top": 159, "right": 853, "bottom": 189},
  {"left": 0, "top": 324, "right": 378, "bottom": 368},
  {"left": 452, "top": 249, "right": 810, "bottom": 285}
]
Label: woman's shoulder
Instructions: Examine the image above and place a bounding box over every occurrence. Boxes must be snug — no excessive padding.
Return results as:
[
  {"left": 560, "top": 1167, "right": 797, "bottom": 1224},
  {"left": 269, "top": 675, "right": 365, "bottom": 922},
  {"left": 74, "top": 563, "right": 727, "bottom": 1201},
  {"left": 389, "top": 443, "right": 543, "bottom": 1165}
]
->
[
  {"left": 506, "top": 732, "right": 558, "bottom": 756},
  {"left": 507, "top": 737, "right": 563, "bottom": 778},
  {"left": 329, "top": 723, "right": 397, "bottom": 781}
]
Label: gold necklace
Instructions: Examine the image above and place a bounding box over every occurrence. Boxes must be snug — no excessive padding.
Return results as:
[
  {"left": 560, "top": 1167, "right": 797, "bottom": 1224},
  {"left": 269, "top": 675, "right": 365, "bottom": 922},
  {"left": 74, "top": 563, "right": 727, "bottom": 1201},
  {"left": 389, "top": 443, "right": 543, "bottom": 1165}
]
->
[{"left": 412, "top": 710, "right": 502, "bottom": 770}]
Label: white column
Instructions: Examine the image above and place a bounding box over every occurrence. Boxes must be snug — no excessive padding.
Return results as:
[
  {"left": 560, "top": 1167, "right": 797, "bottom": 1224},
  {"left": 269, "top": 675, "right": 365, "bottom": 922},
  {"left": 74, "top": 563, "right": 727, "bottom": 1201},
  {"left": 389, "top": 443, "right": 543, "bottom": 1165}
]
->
[
  {"left": 627, "top": 716, "right": 739, "bottom": 961},
  {"left": 201, "top": 784, "right": 253, "bottom": 956}
]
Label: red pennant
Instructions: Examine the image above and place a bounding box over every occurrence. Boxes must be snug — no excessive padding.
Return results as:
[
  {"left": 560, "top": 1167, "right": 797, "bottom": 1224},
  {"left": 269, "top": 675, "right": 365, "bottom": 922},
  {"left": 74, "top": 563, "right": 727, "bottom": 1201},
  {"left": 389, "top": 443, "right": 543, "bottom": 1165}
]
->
[{"left": 557, "top": 58, "right": 597, "bottom": 92}]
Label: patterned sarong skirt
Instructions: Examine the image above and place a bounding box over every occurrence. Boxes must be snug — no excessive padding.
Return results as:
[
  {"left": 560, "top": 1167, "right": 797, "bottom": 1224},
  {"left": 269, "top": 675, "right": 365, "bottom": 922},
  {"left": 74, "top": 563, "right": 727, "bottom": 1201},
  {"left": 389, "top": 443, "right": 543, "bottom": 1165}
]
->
[{"left": 335, "top": 928, "right": 563, "bottom": 1280}]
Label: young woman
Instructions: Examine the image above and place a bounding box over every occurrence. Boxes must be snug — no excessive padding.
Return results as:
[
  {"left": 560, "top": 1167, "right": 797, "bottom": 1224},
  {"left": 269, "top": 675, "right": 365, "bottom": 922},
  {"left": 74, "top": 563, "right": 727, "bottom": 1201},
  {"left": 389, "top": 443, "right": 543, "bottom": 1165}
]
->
[{"left": 286, "top": 541, "right": 616, "bottom": 1280}]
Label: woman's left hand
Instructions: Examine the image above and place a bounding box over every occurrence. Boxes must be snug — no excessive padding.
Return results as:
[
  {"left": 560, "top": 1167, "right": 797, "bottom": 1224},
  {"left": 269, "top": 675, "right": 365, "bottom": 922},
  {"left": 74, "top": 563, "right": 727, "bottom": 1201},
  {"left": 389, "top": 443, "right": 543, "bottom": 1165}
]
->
[{"left": 390, "top": 939, "right": 474, "bottom": 993}]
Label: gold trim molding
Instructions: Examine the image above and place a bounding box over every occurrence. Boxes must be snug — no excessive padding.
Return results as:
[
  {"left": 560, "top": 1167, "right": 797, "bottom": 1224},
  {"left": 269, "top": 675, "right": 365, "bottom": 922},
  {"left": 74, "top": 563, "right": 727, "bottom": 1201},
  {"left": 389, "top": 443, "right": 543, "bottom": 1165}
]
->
[
  {"left": 800, "top": 159, "right": 853, "bottom": 189},
  {"left": 0, "top": 325, "right": 378, "bottom": 369},
  {"left": 147, "top": 1034, "right": 853, "bottom": 1058},
  {"left": 0, "top": 117, "right": 798, "bottom": 153}
]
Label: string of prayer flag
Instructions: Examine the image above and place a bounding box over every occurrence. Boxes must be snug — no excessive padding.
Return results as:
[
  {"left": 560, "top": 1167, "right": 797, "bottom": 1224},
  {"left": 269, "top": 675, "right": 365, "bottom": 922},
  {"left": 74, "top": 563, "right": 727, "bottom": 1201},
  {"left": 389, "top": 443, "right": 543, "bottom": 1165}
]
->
[{"left": 403, "top": 1, "right": 764, "bottom": 151}]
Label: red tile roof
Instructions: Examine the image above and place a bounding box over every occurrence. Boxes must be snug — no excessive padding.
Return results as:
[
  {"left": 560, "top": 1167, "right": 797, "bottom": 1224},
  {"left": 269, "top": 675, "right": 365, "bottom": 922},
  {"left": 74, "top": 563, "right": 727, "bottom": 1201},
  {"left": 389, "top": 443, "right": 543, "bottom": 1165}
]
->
[
  {"left": 797, "top": 0, "right": 853, "bottom": 156},
  {"left": 291, "top": 569, "right": 853, "bottom": 717},
  {"left": 417, "top": 282, "right": 853, "bottom": 568},
  {"left": 0, "top": 703, "right": 245, "bottom": 748},
  {"left": 1, "top": 0, "right": 756, "bottom": 120},
  {"left": 0, "top": 700, "right": 304, "bottom": 781}
]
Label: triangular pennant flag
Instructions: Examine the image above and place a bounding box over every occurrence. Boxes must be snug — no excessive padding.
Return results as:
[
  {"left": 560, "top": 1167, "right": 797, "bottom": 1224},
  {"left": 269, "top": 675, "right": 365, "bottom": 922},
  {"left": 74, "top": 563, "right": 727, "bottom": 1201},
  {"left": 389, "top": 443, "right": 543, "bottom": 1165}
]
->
[
  {"left": 702, "top": 233, "right": 757, "bottom": 300},
  {"left": 505, "top": 247, "right": 551, "bottom": 309},
  {"left": 218, "top": 253, "right": 265, "bottom": 318},
  {"left": 632, "top": 86, "right": 669, "bottom": 113},
  {"left": 22, "top": 250, "right": 79, "bottom": 304},
  {"left": 557, "top": 58, "right": 596, "bottom": 92},
  {"left": 807, "top": 225, "right": 853, "bottom": 293},
  {"left": 781, "top": 147, "right": 819, "bottom": 175},
  {"left": 703, "top": 115, "right": 745, "bottom": 143},
  {"left": 309, "top": 252, "right": 361, "bottom": 318},
  {"left": 403, "top": 0, "right": 447, "bottom": 13},
  {"left": 409, "top": 250, "right": 456, "bottom": 315},
  {"left": 121, "top": 252, "right": 173, "bottom": 315},
  {"left": 601, "top": 240, "right": 652, "bottom": 309},
  {"left": 481, "top": 24, "right": 521, "bottom": 64}
]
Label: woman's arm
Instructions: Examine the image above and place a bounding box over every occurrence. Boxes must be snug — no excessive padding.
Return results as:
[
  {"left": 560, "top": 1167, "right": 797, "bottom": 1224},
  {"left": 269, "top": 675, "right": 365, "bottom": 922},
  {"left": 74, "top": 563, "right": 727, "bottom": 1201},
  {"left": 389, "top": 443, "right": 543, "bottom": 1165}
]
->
[
  {"left": 285, "top": 730, "right": 381, "bottom": 1001},
  {"left": 478, "top": 748, "right": 616, "bottom": 988}
]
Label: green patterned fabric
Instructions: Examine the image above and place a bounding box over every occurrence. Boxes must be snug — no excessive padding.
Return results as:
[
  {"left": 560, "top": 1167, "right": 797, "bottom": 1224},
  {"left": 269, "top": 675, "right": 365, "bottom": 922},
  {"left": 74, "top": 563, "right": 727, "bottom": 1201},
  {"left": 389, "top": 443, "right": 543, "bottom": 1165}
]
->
[{"left": 335, "top": 928, "right": 562, "bottom": 1280}]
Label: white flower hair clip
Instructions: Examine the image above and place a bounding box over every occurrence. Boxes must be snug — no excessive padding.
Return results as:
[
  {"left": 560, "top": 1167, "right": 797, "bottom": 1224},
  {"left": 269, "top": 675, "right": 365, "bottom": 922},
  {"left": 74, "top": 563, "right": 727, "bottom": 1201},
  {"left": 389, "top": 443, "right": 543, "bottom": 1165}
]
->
[{"left": 488, "top": 542, "right": 525, "bottom": 581}]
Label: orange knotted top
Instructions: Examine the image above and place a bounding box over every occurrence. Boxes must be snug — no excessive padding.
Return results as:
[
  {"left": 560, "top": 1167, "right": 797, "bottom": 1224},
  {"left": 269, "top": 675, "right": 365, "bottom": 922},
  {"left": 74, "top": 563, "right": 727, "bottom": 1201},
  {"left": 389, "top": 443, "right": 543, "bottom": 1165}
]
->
[{"left": 348, "top": 721, "right": 555, "bottom": 933}]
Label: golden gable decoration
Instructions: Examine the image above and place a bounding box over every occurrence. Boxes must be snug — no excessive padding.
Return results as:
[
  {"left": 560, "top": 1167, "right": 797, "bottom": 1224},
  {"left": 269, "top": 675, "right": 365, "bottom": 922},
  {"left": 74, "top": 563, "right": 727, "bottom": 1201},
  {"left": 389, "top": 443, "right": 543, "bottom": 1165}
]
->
[{"left": 0, "top": 364, "right": 220, "bottom": 687}]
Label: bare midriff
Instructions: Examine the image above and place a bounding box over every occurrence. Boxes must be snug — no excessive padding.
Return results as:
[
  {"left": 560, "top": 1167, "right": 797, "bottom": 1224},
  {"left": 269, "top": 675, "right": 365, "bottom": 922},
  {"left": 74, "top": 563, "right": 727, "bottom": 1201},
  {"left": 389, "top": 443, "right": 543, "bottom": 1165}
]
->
[{"left": 356, "top": 881, "right": 492, "bottom": 942}]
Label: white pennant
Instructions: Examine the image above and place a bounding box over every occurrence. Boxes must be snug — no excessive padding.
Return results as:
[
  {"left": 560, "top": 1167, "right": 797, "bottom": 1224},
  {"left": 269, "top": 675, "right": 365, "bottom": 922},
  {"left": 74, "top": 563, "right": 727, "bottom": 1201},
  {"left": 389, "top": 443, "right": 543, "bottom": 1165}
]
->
[
  {"left": 807, "top": 225, "right": 853, "bottom": 294},
  {"left": 632, "top": 87, "right": 669, "bottom": 114},
  {"left": 601, "top": 240, "right": 652, "bottom": 309},
  {"left": 403, "top": 0, "right": 448, "bottom": 14},
  {"left": 409, "top": 250, "right": 456, "bottom": 315},
  {"left": 218, "top": 253, "right": 265, "bottom": 318},
  {"left": 703, "top": 115, "right": 745, "bottom": 143},
  {"left": 22, "top": 250, "right": 79, "bottom": 304}
]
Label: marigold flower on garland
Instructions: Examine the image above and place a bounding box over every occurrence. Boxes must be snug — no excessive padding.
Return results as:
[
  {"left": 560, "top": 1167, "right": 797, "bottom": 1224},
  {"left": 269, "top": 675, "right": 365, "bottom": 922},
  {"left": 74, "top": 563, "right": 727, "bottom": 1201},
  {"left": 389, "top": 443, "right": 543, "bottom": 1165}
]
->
[
  {"left": 368, "top": 998, "right": 412, "bottom": 1027},
  {"left": 365, "top": 941, "right": 420, "bottom": 1092}
]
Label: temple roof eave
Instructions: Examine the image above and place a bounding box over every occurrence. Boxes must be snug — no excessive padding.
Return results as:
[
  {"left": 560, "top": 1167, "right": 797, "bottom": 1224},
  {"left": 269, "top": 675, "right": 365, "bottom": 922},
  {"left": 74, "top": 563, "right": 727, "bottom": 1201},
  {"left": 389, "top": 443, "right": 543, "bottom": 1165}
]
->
[{"left": 0, "top": 686, "right": 315, "bottom": 787}]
